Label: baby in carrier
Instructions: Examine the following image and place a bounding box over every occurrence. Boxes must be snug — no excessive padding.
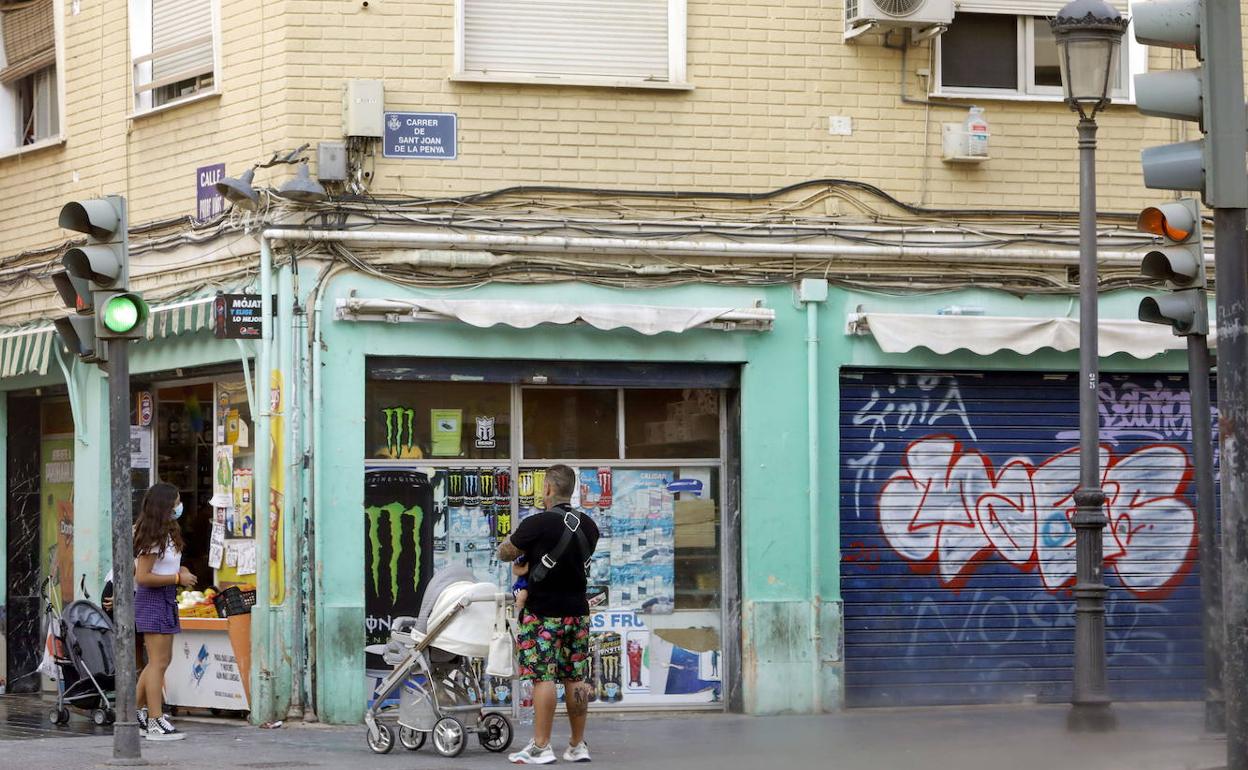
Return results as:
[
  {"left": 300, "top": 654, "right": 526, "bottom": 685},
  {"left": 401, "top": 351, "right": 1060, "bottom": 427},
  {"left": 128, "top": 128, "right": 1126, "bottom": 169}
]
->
[{"left": 512, "top": 555, "right": 529, "bottom": 615}]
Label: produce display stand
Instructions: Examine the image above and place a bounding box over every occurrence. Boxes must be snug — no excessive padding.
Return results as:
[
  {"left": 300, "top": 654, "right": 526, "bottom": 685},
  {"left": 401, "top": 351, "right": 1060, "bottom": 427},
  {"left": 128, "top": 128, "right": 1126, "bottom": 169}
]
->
[{"left": 163, "top": 613, "right": 252, "bottom": 713}]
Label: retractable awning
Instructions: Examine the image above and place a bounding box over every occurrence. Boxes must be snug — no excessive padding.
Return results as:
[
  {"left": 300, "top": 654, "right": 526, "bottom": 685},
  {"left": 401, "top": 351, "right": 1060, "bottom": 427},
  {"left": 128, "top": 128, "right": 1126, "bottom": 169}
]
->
[
  {"left": 0, "top": 290, "right": 234, "bottom": 381},
  {"left": 846, "top": 311, "right": 1207, "bottom": 360},
  {"left": 335, "top": 298, "right": 775, "bottom": 334}
]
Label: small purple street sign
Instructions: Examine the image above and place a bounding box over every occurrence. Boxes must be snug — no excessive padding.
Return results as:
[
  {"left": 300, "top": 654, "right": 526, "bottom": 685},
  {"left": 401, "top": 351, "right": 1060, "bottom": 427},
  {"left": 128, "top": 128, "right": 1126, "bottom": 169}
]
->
[{"left": 196, "top": 163, "right": 226, "bottom": 222}]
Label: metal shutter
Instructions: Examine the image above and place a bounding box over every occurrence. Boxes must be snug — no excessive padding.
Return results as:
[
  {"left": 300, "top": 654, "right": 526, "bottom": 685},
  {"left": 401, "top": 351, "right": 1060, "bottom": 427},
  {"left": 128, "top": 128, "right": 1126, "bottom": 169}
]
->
[
  {"left": 0, "top": 0, "right": 54, "bottom": 84},
  {"left": 462, "top": 0, "right": 670, "bottom": 81},
  {"left": 151, "top": 0, "right": 212, "bottom": 84},
  {"left": 840, "top": 369, "right": 1207, "bottom": 707}
]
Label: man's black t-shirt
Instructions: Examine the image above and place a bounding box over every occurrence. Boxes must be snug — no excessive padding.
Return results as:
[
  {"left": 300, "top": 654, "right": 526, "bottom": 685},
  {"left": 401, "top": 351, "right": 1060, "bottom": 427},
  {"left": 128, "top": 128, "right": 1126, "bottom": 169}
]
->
[{"left": 510, "top": 504, "right": 600, "bottom": 618}]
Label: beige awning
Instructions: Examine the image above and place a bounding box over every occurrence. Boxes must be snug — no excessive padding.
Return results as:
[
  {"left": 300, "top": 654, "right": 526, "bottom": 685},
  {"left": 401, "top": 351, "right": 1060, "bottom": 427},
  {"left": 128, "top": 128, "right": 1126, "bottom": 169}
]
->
[
  {"left": 846, "top": 312, "right": 1205, "bottom": 360},
  {"left": 336, "top": 298, "right": 775, "bottom": 334}
]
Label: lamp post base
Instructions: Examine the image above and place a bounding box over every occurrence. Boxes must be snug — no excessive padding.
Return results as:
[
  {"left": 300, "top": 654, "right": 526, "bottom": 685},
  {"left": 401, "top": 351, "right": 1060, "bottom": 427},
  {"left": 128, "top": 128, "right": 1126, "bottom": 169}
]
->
[{"left": 1068, "top": 699, "right": 1117, "bottom": 733}]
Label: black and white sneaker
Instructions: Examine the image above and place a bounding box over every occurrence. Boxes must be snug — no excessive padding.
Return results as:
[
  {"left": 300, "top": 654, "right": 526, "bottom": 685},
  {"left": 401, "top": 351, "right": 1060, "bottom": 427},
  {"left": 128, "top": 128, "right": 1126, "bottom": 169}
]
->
[
  {"left": 136, "top": 707, "right": 149, "bottom": 736},
  {"left": 144, "top": 714, "right": 186, "bottom": 741}
]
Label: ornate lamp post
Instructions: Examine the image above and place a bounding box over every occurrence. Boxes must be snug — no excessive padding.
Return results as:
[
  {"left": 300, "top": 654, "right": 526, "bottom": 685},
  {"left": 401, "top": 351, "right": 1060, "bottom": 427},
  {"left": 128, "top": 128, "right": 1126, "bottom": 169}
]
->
[{"left": 1050, "top": 0, "right": 1128, "bottom": 733}]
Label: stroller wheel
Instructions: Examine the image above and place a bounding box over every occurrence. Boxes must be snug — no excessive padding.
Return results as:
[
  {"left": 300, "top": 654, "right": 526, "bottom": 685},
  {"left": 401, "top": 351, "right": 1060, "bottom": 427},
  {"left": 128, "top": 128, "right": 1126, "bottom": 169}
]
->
[
  {"left": 399, "top": 726, "right": 426, "bottom": 751},
  {"left": 48, "top": 707, "right": 70, "bottom": 726},
  {"left": 105, "top": 709, "right": 116, "bottom": 725},
  {"left": 478, "top": 712, "right": 514, "bottom": 753},
  {"left": 432, "top": 716, "right": 467, "bottom": 758},
  {"left": 91, "top": 708, "right": 109, "bottom": 726},
  {"left": 366, "top": 722, "right": 394, "bottom": 754}
]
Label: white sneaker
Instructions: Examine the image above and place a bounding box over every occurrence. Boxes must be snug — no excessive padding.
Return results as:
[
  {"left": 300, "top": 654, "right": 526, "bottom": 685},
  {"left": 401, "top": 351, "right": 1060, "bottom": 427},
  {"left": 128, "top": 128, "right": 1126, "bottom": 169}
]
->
[
  {"left": 509, "top": 739, "right": 557, "bottom": 764},
  {"left": 144, "top": 714, "right": 186, "bottom": 741},
  {"left": 563, "top": 741, "right": 592, "bottom": 762}
]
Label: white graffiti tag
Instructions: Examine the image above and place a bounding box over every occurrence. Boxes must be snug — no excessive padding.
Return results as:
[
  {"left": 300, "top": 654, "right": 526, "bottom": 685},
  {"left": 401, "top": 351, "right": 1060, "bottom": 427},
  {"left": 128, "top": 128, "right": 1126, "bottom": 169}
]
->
[
  {"left": 878, "top": 435, "right": 1197, "bottom": 599},
  {"left": 849, "top": 375, "right": 978, "bottom": 519}
]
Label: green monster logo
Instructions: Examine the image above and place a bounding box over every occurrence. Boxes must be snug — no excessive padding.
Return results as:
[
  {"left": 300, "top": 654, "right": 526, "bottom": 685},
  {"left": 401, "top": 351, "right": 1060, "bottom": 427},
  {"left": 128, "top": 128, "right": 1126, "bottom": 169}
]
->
[
  {"left": 365, "top": 502, "right": 424, "bottom": 602},
  {"left": 383, "top": 407, "right": 416, "bottom": 457}
]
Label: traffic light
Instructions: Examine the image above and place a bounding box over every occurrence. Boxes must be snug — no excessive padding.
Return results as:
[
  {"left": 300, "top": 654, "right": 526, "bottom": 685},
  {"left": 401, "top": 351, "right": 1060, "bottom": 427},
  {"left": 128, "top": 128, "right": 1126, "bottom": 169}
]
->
[
  {"left": 1134, "top": 0, "right": 1248, "bottom": 207},
  {"left": 1136, "top": 198, "right": 1208, "bottom": 336},
  {"left": 52, "top": 195, "right": 148, "bottom": 362}
]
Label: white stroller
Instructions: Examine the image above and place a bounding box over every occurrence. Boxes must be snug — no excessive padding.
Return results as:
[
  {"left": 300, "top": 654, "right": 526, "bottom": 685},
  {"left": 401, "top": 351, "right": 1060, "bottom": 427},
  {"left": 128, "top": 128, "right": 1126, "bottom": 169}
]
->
[{"left": 364, "top": 567, "right": 515, "bottom": 758}]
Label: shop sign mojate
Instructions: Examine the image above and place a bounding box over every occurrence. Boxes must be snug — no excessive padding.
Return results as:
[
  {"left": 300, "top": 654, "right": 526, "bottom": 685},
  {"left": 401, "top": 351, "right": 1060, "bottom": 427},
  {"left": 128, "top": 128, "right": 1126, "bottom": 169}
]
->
[{"left": 213, "top": 294, "right": 277, "bottom": 340}]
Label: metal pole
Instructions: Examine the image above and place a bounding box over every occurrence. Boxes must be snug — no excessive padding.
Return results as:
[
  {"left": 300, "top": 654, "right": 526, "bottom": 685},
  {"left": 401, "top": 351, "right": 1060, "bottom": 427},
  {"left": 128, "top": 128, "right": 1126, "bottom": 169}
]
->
[
  {"left": 107, "top": 339, "right": 143, "bottom": 763},
  {"left": 1214, "top": 207, "right": 1248, "bottom": 769},
  {"left": 251, "top": 236, "right": 274, "bottom": 725},
  {"left": 805, "top": 296, "right": 822, "bottom": 714},
  {"left": 1188, "top": 334, "right": 1225, "bottom": 733},
  {"left": 1069, "top": 116, "right": 1114, "bottom": 732}
]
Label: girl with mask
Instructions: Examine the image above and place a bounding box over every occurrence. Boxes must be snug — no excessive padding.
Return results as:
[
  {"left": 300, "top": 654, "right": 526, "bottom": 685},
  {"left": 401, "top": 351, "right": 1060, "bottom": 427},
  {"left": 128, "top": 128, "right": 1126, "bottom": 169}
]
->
[{"left": 133, "top": 482, "right": 197, "bottom": 740}]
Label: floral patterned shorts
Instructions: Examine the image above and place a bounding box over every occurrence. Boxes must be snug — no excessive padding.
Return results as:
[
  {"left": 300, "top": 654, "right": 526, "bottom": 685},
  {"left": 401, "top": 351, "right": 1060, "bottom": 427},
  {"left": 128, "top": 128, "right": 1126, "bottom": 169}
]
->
[{"left": 515, "top": 609, "right": 591, "bottom": 682}]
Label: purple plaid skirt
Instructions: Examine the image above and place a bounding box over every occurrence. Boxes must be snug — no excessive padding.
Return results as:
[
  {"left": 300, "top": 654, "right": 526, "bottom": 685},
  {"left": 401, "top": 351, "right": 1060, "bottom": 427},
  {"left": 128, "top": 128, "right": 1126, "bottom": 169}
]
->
[{"left": 135, "top": 584, "right": 181, "bottom": 635}]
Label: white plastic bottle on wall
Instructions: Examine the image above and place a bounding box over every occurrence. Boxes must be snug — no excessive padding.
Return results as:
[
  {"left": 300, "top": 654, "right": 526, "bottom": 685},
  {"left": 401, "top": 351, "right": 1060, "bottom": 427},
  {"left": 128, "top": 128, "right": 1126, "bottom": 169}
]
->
[{"left": 964, "top": 106, "right": 990, "bottom": 157}]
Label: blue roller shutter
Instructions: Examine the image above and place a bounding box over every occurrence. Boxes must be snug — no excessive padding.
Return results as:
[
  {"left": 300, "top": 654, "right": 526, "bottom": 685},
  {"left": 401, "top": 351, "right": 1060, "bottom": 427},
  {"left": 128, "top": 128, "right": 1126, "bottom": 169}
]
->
[{"left": 840, "top": 369, "right": 1212, "bottom": 707}]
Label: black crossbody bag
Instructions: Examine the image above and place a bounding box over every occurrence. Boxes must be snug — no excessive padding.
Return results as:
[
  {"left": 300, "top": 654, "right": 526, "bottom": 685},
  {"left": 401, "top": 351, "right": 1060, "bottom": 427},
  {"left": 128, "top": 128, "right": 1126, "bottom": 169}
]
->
[{"left": 528, "top": 504, "right": 591, "bottom": 584}]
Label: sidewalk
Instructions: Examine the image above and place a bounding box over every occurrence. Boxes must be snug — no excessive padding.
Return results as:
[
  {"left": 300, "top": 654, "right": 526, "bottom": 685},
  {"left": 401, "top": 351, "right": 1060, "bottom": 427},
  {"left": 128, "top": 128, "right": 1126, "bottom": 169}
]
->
[{"left": 0, "top": 701, "right": 1225, "bottom": 770}]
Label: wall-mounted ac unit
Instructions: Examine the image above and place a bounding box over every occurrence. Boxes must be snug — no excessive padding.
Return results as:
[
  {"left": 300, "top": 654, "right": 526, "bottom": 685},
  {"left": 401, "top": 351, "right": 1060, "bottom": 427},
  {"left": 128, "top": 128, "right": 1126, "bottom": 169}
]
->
[{"left": 845, "top": 0, "right": 954, "bottom": 41}]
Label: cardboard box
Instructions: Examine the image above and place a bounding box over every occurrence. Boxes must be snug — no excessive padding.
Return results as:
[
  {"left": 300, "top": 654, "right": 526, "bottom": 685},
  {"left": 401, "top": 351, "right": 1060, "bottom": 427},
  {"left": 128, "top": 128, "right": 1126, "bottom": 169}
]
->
[{"left": 675, "top": 499, "right": 717, "bottom": 548}]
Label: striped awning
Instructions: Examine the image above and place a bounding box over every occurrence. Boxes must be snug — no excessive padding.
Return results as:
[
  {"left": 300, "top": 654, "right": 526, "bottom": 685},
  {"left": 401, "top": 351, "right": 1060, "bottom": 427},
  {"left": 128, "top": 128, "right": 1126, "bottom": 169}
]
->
[{"left": 0, "top": 292, "right": 226, "bottom": 380}]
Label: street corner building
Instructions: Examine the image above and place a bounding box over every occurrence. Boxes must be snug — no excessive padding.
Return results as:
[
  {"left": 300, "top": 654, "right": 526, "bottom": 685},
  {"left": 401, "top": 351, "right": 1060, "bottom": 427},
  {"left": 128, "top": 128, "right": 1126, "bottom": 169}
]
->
[{"left": 0, "top": 0, "right": 1227, "bottom": 724}]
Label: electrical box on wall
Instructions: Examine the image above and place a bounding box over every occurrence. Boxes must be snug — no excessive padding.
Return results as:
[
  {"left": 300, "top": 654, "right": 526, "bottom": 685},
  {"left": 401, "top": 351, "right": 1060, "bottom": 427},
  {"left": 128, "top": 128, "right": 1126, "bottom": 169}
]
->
[
  {"left": 343, "top": 80, "right": 385, "bottom": 138},
  {"left": 318, "top": 141, "right": 348, "bottom": 181}
]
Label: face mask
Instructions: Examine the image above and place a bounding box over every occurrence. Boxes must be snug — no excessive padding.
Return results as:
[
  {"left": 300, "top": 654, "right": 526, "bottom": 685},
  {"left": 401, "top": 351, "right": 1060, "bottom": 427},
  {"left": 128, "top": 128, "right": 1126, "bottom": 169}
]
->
[{"left": 172, "top": 502, "right": 184, "bottom": 520}]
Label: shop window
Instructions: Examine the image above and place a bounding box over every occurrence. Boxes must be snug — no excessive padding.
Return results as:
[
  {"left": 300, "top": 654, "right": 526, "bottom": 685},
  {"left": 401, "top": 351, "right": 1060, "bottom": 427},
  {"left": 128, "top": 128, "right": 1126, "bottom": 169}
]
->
[
  {"left": 624, "top": 389, "right": 719, "bottom": 459},
  {"left": 673, "top": 467, "right": 720, "bottom": 610},
  {"left": 366, "top": 381, "right": 511, "bottom": 460},
  {"left": 522, "top": 388, "right": 619, "bottom": 460}
]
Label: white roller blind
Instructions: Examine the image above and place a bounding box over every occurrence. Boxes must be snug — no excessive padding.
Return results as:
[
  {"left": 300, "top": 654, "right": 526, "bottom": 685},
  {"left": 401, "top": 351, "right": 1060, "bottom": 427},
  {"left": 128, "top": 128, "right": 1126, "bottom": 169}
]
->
[
  {"left": 955, "top": 1, "right": 1128, "bottom": 14},
  {"left": 152, "top": 0, "right": 212, "bottom": 82},
  {"left": 462, "top": 0, "right": 671, "bottom": 81}
]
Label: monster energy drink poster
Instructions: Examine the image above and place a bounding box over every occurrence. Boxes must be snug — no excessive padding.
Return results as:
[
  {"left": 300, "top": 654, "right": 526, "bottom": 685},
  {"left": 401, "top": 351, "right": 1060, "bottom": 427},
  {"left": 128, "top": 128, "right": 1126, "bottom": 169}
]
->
[{"left": 364, "top": 467, "right": 436, "bottom": 663}]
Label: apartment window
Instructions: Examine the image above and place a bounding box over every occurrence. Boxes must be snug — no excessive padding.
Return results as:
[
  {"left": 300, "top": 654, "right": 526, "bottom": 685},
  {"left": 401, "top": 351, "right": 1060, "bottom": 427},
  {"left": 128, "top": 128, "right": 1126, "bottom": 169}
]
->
[
  {"left": 129, "top": 0, "right": 218, "bottom": 113},
  {"left": 936, "top": 12, "right": 1135, "bottom": 100},
  {"left": 0, "top": 0, "right": 60, "bottom": 150},
  {"left": 455, "top": 0, "right": 688, "bottom": 88}
]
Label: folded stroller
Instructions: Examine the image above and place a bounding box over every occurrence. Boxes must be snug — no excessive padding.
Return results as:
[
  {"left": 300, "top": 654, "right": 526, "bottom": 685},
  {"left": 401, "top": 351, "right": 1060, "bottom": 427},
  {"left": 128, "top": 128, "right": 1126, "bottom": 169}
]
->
[
  {"left": 42, "top": 576, "right": 117, "bottom": 726},
  {"left": 364, "top": 567, "right": 515, "bottom": 758}
]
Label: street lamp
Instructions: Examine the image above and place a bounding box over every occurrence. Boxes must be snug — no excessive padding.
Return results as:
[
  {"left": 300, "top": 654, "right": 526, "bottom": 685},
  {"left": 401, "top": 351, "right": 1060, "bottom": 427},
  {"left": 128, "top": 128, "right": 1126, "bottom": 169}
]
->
[{"left": 1051, "top": 0, "right": 1128, "bottom": 733}]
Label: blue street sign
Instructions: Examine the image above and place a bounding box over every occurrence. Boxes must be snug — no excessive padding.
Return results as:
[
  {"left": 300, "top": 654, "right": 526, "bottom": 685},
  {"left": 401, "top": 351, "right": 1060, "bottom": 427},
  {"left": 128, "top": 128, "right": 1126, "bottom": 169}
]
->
[{"left": 383, "top": 112, "right": 457, "bottom": 160}]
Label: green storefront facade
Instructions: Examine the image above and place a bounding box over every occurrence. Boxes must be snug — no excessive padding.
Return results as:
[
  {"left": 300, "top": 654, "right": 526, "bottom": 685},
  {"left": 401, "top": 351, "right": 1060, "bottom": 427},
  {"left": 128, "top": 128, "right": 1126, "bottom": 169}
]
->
[{"left": 0, "top": 253, "right": 1198, "bottom": 720}]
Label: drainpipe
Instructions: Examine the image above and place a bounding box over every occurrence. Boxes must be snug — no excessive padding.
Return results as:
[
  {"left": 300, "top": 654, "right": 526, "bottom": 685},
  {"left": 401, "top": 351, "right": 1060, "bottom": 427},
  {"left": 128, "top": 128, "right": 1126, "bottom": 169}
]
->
[
  {"left": 798, "top": 278, "right": 828, "bottom": 714},
  {"left": 252, "top": 235, "right": 275, "bottom": 725}
]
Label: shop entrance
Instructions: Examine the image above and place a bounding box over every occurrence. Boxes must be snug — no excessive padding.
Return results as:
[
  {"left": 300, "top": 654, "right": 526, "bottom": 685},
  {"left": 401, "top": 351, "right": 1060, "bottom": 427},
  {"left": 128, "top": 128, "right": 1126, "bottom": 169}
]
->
[
  {"left": 131, "top": 371, "right": 258, "bottom": 714},
  {"left": 363, "top": 358, "right": 739, "bottom": 712}
]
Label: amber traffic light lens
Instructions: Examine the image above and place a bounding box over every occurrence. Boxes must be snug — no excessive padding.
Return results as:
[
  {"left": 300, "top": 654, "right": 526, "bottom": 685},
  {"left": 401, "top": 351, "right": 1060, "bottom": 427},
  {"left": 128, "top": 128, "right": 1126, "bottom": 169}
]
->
[{"left": 1138, "top": 207, "right": 1191, "bottom": 241}]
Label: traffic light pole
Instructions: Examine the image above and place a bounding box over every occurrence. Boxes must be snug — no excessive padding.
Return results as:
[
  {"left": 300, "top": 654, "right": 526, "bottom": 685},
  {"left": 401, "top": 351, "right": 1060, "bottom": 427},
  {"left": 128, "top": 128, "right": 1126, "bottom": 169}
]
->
[
  {"left": 1188, "top": 331, "right": 1224, "bottom": 733},
  {"left": 1070, "top": 115, "right": 1114, "bottom": 732},
  {"left": 1214, "top": 207, "right": 1248, "bottom": 769},
  {"left": 106, "top": 338, "right": 142, "bottom": 764}
]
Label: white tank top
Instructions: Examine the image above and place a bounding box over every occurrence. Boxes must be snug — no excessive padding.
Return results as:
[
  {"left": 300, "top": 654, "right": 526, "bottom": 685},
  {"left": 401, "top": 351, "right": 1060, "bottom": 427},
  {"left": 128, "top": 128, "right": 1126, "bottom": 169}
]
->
[{"left": 144, "top": 538, "right": 181, "bottom": 576}]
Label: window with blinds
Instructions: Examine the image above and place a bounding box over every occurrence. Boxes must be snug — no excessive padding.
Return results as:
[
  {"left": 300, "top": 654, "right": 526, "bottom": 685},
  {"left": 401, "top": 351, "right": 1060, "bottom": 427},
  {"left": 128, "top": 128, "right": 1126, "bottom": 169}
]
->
[
  {"left": 0, "top": 0, "right": 59, "bottom": 148},
  {"left": 457, "top": 0, "right": 686, "bottom": 86},
  {"left": 131, "top": 0, "right": 217, "bottom": 111}
]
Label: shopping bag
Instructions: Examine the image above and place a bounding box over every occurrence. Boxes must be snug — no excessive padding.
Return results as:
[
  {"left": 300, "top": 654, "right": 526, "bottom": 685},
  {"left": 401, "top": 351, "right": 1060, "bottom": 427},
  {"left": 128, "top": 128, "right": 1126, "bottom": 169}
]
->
[
  {"left": 37, "top": 627, "right": 60, "bottom": 680},
  {"left": 485, "top": 598, "right": 515, "bottom": 678}
]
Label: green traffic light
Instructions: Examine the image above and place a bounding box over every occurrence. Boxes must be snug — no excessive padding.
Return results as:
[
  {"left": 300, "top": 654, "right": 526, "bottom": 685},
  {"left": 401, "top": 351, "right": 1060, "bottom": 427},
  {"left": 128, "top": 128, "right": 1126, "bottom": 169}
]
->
[{"left": 102, "top": 295, "right": 140, "bottom": 333}]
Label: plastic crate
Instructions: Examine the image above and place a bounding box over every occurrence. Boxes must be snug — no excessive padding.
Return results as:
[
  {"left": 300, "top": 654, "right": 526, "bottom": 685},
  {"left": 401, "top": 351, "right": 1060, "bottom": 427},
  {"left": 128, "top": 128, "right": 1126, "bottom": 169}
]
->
[{"left": 213, "top": 586, "right": 257, "bottom": 617}]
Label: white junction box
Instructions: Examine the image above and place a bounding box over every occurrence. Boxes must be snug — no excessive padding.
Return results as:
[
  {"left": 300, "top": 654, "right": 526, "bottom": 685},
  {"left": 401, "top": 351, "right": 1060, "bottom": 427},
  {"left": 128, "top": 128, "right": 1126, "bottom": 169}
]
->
[
  {"left": 828, "top": 116, "right": 852, "bottom": 136},
  {"left": 343, "top": 79, "right": 385, "bottom": 138}
]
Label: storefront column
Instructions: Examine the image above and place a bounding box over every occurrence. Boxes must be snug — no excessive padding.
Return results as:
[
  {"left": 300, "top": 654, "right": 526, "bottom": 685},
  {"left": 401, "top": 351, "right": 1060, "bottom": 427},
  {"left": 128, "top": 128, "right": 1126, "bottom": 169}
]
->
[
  {"left": 738, "top": 300, "right": 819, "bottom": 715},
  {"left": 71, "top": 366, "right": 112, "bottom": 599}
]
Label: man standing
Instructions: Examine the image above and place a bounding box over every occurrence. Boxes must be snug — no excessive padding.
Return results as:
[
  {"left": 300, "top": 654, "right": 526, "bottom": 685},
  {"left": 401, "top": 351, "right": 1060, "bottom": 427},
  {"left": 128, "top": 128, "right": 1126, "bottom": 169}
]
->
[{"left": 497, "top": 464, "right": 600, "bottom": 764}]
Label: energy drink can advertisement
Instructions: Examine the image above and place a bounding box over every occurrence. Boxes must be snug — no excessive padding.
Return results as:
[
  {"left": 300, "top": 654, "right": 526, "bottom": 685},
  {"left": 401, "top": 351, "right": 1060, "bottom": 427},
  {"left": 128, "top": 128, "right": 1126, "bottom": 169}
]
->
[
  {"left": 364, "top": 467, "right": 435, "bottom": 667},
  {"left": 592, "top": 632, "right": 623, "bottom": 703}
]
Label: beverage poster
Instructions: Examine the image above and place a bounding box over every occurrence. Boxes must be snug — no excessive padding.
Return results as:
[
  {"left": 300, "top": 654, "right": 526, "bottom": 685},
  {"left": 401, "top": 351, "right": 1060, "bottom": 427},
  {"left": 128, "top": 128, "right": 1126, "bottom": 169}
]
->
[{"left": 364, "top": 466, "right": 436, "bottom": 663}]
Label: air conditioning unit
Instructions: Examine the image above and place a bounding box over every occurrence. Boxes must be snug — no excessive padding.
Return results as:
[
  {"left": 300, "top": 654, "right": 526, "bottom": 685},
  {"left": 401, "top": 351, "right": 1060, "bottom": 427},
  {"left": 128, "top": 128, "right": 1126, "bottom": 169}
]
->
[{"left": 844, "top": 0, "right": 954, "bottom": 41}]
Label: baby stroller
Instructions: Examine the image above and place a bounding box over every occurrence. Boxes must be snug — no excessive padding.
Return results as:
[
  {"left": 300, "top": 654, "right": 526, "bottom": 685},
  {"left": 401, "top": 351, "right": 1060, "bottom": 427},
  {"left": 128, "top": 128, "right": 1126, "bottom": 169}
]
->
[
  {"left": 42, "top": 576, "right": 117, "bottom": 726},
  {"left": 364, "top": 567, "right": 515, "bottom": 758}
]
